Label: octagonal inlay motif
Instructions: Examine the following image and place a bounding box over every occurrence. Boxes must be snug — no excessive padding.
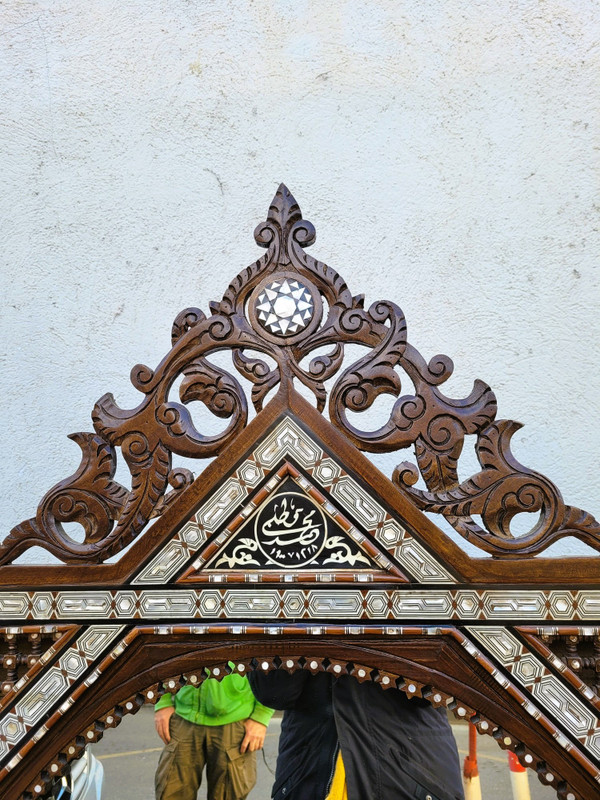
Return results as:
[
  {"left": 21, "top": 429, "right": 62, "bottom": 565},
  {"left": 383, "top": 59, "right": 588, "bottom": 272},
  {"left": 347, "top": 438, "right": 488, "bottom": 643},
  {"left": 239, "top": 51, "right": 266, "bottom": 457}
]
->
[{"left": 513, "top": 653, "right": 544, "bottom": 684}]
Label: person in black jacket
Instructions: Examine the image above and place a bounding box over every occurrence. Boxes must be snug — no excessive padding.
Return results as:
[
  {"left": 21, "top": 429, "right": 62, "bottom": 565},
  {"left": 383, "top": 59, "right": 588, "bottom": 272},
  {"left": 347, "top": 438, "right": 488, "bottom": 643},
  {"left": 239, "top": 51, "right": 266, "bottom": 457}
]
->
[{"left": 248, "top": 670, "right": 464, "bottom": 800}]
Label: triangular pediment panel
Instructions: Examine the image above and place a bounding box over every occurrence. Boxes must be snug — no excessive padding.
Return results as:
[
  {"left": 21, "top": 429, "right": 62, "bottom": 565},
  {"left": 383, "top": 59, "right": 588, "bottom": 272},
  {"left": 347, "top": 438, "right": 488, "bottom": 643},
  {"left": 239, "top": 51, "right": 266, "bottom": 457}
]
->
[{"left": 130, "top": 408, "right": 457, "bottom": 586}]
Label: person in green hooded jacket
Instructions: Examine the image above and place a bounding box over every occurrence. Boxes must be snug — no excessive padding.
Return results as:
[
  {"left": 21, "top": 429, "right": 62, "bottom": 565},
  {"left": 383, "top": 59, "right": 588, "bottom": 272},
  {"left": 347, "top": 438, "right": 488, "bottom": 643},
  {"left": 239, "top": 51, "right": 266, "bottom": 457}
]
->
[{"left": 154, "top": 668, "right": 274, "bottom": 800}]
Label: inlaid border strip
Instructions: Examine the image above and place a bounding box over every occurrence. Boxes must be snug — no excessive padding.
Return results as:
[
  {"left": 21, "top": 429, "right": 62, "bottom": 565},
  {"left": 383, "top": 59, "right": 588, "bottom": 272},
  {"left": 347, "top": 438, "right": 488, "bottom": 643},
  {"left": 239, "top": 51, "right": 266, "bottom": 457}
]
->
[
  {"left": 0, "top": 626, "right": 126, "bottom": 774},
  {"left": 1, "top": 588, "right": 598, "bottom": 622},
  {"left": 518, "top": 626, "right": 600, "bottom": 712},
  {"left": 465, "top": 626, "right": 600, "bottom": 764}
]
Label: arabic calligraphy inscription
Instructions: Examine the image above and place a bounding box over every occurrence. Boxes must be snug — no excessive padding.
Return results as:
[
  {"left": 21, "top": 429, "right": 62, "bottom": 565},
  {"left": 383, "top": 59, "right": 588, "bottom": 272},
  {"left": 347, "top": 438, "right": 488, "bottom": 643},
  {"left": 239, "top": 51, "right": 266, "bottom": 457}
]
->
[
  {"left": 256, "top": 492, "right": 326, "bottom": 567},
  {"left": 210, "top": 479, "right": 373, "bottom": 571}
]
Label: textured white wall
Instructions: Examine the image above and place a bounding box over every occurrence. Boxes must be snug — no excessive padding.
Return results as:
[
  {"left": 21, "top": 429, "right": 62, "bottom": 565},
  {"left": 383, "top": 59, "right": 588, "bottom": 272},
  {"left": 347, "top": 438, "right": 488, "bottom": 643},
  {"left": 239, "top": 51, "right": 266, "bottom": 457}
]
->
[{"left": 1, "top": 0, "right": 598, "bottom": 562}]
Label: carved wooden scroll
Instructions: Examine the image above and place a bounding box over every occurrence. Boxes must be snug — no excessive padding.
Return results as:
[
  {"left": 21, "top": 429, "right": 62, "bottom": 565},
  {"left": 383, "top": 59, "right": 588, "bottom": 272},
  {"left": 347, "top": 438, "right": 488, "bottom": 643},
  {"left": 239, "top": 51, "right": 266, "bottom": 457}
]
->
[{"left": 0, "top": 186, "right": 599, "bottom": 799}]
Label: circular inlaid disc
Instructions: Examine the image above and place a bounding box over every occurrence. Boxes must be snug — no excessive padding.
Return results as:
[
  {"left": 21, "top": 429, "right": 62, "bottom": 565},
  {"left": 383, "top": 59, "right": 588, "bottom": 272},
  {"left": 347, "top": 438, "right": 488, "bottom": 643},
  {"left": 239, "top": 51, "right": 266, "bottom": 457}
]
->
[{"left": 254, "top": 278, "right": 315, "bottom": 337}]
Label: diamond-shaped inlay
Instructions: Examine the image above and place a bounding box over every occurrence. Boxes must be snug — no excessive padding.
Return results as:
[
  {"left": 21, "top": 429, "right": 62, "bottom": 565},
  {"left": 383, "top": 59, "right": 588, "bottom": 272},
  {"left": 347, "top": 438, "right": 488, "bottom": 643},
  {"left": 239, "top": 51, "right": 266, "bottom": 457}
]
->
[
  {"left": 513, "top": 654, "right": 544, "bottom": 684},
  {"left": 313, "top": 459, "right": 341, "bottom": 487},
  {"left": 0, "top": 714, "right": 27, "bottom": 744},
  {"left": 282, "top": 590, "right": 305, "bottom": 615},
  {"left": 455, "top": 590, "right": 481, "bottom": 618},
  {"left": 238, "top": 461, "right": 263, "bottom": 488},
  {"left": 365, "top": 591, "right": 390, "bottom": 617},
  {"left": 376, "top": 520, "right": 405, "bottom": 548},
  {"left": 198, "top": 591, "right": 223, "bottom": 616},
  {"left": 59, "top": 652, "right": 87, "bottom": 678},
  {"left": 255, "top": 278, "right": 314, "bottom": 336}
]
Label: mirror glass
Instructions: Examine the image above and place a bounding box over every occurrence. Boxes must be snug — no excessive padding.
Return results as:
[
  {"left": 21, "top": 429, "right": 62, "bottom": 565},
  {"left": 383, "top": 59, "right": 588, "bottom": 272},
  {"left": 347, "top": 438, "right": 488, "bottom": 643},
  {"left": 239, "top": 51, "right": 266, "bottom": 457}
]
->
[{"left": 79, "top": 699, "right": 558, "bottom": 800}]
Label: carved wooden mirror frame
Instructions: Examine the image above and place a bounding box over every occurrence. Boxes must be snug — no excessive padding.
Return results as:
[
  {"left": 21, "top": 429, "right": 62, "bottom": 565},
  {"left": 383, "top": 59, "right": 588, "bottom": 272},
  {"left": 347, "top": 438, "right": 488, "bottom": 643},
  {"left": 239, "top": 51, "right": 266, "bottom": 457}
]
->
[{"left": 1, "top": 186, "right": 599, "bottom": 799}]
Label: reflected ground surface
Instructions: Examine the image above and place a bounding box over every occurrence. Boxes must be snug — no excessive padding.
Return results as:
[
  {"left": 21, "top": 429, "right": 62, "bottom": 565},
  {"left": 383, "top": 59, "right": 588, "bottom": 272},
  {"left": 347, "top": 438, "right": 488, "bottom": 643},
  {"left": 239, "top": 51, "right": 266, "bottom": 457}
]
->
[{"left": 90, "top": 705, "right": 556, "bottom": 799}]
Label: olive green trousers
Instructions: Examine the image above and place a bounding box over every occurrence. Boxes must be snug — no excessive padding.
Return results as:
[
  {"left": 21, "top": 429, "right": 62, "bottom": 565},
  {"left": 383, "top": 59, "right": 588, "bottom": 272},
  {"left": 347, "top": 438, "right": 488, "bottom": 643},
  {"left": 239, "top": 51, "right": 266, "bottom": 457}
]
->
[{"left": 155, "top": 714, "right": 257, "bottom": 800}]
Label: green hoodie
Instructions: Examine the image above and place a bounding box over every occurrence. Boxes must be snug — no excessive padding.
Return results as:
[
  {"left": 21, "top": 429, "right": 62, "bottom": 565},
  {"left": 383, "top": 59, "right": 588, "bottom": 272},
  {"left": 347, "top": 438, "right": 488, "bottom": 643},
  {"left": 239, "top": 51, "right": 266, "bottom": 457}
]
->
[{"left": 154, "top": 671, "right": 274, "bottom": 727}]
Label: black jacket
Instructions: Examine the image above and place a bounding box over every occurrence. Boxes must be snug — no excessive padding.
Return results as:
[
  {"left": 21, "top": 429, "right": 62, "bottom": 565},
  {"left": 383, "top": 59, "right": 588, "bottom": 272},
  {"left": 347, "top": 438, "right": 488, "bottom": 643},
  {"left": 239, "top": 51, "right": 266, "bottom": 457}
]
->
[{"left": 248, "top": 671, "right": 464, "bottom": 800}]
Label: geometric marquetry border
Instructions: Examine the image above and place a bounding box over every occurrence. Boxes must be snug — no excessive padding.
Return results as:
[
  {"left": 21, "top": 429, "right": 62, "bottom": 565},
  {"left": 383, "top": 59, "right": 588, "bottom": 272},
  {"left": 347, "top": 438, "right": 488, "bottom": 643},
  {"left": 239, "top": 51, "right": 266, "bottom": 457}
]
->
[
  {"left": 7, "top": 624, "right": 590, "bottom": 800},
  {"left": 519, "top": 627, "right": 600, "bottom": 712},
  {"left": 463, "top": 626, "right": 600, "bottom": 772},
  {"left": 131, "top": 417, "right": 457, "bottom": 585},
  {"left": 1, "top": 587, "right": 600, "bottom": 622},
  {"left": 466, "top": 627, "right": 600, "bottom": 763},
  {"left": 0, "top": 625, "right": 126, "bottom": 775}
]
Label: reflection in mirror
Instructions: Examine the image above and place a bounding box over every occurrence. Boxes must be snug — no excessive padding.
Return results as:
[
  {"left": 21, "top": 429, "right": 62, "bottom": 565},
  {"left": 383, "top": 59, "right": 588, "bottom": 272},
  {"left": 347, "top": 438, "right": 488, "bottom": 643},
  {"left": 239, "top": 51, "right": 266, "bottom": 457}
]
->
[{"left": 70, "top": 699, "right": 557, "bottom": 800}]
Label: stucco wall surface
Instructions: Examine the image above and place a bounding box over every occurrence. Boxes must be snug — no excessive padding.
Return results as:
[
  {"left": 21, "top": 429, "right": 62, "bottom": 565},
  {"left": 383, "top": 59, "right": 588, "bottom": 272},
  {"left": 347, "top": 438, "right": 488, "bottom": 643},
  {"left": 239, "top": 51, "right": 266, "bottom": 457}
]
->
[{"left": 0, "top": 0, "right": 598, "bottom": 562}]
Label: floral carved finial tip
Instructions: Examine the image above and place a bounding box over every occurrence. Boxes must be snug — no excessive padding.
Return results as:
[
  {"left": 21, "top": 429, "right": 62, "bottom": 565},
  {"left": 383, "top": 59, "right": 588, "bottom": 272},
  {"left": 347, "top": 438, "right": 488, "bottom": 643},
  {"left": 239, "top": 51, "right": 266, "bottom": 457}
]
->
[
  {"left": 254, "top": 184, "right": 314, "bottom": 248},
  {"left": 268, "top": 184, "right": 302, "bottom": 226}
]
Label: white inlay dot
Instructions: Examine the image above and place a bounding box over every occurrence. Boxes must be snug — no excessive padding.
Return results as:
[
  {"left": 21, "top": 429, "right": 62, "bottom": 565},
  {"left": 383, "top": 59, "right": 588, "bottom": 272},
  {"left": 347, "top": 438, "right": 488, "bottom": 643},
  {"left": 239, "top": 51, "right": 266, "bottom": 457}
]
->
[
  {"left": 261, "top": 662, "right": 269, "bottom": 671},
  {"left": 310, "top": 661, "right": 318, "bottom": 669},
  {"left": 286, "top": 660, "right": 294, "bottom": 668}
]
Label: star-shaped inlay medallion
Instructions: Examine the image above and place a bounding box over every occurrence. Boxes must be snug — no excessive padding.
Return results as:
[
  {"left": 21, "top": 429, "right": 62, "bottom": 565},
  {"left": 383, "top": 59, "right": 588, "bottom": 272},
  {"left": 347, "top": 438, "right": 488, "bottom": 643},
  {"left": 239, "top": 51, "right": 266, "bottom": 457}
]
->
[{"left": 255, "top": 278, "right": 314, "bottom": 336}]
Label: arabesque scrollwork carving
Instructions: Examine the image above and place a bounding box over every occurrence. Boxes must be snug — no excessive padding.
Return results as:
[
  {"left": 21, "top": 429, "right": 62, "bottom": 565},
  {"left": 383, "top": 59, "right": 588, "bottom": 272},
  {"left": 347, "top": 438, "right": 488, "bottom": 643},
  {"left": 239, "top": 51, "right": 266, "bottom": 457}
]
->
[{"left": 3, "top": 184, "right": 599, "bottom": 564}]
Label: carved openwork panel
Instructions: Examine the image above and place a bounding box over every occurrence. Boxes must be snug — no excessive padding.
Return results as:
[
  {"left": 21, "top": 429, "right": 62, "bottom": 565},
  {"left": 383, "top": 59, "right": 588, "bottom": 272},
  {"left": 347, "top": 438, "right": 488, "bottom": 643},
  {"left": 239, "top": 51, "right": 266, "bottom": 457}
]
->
[{"left": 0, "top": 186, "right": 599, "bottom": 799}]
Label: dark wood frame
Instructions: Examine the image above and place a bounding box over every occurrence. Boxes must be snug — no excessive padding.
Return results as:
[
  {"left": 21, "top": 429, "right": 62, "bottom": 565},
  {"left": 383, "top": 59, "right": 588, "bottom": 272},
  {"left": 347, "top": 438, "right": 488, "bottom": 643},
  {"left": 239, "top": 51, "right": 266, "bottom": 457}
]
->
[{"left": 1, "top": 186, "right": 599, "bottom": 799}]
